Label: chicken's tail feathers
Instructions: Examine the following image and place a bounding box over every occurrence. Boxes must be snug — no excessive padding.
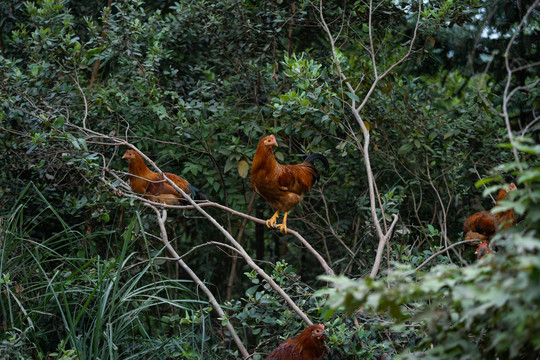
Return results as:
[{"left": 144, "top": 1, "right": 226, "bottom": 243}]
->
[
  {"left": 189, "top": 185, "right": 209, "bottom": 201},
  {"left": 303, "top": 153, "right": 329, "bottom": 184}
]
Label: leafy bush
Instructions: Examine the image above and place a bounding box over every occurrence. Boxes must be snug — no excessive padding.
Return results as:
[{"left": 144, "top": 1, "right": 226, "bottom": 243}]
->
[{"left": 320, "top": 139, "right": 540, "bottom": 359}]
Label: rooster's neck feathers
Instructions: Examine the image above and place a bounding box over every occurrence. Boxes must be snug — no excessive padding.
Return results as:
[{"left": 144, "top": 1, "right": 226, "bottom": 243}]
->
[
  {"left": 128, "top": 153, "right": 153, "bottom": 178},
  {"left": 253, "top": 141, "right": 278, "bottom": 173}
]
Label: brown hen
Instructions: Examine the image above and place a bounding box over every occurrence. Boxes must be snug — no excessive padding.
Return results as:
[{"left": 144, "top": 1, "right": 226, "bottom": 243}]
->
[
  {"left": 266, "top": 324, "right": 327, "bottom": 360},
  {"left": 122, "top": 149, "right": 191, "bottom": 205},
  {"left": 463, "top": 183, "right": 517, "bottom": 245}
]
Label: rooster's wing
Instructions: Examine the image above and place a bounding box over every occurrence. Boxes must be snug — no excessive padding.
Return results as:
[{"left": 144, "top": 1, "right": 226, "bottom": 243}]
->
[{"left": 277, "top": 164, "right": 317, "bottom": 194}]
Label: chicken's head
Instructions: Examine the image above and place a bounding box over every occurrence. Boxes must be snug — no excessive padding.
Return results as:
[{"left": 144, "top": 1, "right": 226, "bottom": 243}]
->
[
  {"left": 475, "top": 242, "right": 493, "bottom": 259},
  {"left": 122, "top": 150, "right": 139, "bottom": 163},
  {"left": 260, "top": 134, "right": 278, "bottom": 148},
  {"left": 310, "top": 324, "right": 327, "bottom": 341}
]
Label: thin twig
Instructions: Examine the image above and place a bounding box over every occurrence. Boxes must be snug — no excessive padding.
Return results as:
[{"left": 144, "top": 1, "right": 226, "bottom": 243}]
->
[
  {"left": 227, "top": 192, "right": 257, "bottom": 301},
  {"left": 414, "top": 240, "right": 479, "bottom": 272},
  {"left": 501, "top": 0, "right": 540, "bottom": 171},
  {"left": 179, "top": 241, "right": 244, "bottom": 260},
  {"left": 318, "top": 0, "right": 422, "bottom": 279}
]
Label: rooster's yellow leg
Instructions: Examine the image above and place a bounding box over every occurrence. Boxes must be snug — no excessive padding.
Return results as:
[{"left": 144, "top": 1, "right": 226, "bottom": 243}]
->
[
  {"left": 266, "top": 210, "right": 280, "bottom": 228},
  {"left": 275, "top": 212, "right": 288, "bottom": 234}
]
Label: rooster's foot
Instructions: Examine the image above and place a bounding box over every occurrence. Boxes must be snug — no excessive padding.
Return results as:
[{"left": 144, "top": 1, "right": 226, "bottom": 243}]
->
[
  {"left": 275, "top": 223, "right": 288, "bottom": 234},
  {"left": 266, "top": 211, "right": 280, "bottom": 228}
]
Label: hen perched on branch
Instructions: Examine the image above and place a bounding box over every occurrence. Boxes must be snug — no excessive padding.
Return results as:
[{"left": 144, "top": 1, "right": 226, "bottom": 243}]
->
[
  {"left": 122, "top": 149, "right": 191, "bottom": 205},
  {"left": 463, "top": 183, "right": 517, "bottom": 246},
  {"left": 265, "top": 324, "right": 327, "bottom": 360},
  {"left": 250, "top": 135, "right": 329, "bottom": 234}
]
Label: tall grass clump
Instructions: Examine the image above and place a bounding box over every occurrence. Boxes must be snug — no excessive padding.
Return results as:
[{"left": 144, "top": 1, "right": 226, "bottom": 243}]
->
[{"left": 0, "top": 183, "right": 215, "bottom": 359}]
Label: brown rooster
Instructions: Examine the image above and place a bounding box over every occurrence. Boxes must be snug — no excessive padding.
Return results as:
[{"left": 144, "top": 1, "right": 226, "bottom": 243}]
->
[
  {"left": 463, "top": 183, "right": 517, "bottom": 245},
  {"left": 266, "top": 324, "right": 327, "bottom": 360},
  {"left": 250, "top": 135, "right": 329, "bottom": 234},
  {"left": 122, "top": 149, "right": 191, "bottom": 205}
]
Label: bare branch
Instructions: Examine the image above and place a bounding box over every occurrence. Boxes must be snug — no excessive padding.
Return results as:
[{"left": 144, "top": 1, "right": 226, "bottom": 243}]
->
[
  {"left": 318, "top": 1, "right": 422, "bottom": 278},
  {"left": 157, "top": 179, "right": 314, "bottom": 325},
  {"left": 107, "top": 167, "right": 335, "bottom": 277},
  {"left": 148, "top": 206, "right": 250, "bottom": 359},
  {"left": 355, "top": 1, "right": 422, "bottom": 113},
  {"left": 501, "top": 0, "right": 540, "bottom": 170},
  {"left": 178, "top": 241, "right": 244, "bottom": 260}
]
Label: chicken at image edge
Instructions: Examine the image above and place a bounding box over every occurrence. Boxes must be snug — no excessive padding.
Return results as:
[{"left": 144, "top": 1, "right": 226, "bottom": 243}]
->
[{"left": 463, "top": 183, "right": 517, "bottom": 257}]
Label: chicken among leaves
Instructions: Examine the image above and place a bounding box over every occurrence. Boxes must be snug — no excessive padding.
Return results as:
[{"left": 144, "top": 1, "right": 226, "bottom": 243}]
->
[
  {"left": 463, "top": 183, "right": 517, "bottom": 252},
  {"left": 122, "top": 149, "right": 191, "bottom": 205},
  {"left": 266, "top": 324, "right": 328, "bottom": 360},
  {"left": 250, "top": 135, "right": 329, "bottom": 234}
]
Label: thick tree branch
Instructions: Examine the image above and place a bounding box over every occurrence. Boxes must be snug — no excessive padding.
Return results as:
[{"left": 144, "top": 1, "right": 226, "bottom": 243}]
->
[{"left": 369, "top": 214, "right": 399, "bottom": 278}]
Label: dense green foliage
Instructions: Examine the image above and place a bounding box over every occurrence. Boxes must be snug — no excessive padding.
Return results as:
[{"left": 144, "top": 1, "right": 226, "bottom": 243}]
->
[
  {"left": 321, "top": 145, "right": 540, "bottom": 358},
  {"left": 1, "top": 0, "right": 538, "bottom": 358}
]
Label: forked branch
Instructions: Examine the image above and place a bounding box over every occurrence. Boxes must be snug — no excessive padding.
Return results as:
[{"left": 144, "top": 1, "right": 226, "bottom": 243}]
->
[
  {"left": 501, "top": 0, "right": 540, "bottom": 170},
  {"left": 318, "top": 1, "right": 421, "bottom": 278}
]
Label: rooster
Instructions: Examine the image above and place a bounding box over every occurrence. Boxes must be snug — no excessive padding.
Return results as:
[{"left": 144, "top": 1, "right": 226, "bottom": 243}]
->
[
  {"left": 463, "top": 183, "right": 517, "bottom": 246},
  {"left": 266, "top": 324, "right": 327, "bottom": 360},
  {"left": 122, "top": 149, "right": 191, "bottom": 205},
  {"left": 250, "top": 135, "right": 329, "bottom": 234}
]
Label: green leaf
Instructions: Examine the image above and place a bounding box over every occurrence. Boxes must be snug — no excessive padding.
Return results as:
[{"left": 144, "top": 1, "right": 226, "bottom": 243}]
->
[
  {"left": 345, "top": 92, "right": 360, "bottom": 102},
  {"left": 398, "top": 143, "right": 413, "bottom": 156},
  {"left": 53, "top": 115, "right": 65, "bottom": 129},
  {"left": 224, "top": 157, "right": 235, "bottom": 173}
]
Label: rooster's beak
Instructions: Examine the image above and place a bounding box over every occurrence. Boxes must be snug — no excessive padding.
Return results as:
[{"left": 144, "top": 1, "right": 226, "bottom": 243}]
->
[{"left": 270, "top": 135, "right": 278, "bottom": 147}]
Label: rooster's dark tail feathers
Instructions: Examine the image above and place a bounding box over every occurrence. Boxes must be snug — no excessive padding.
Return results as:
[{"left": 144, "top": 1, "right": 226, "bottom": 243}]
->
[
  {"left": 189, "top": 185, "right": 209, "bottom": 200},
  {"left": 303, "top": 153, "right": 329, "bottom": 184}
]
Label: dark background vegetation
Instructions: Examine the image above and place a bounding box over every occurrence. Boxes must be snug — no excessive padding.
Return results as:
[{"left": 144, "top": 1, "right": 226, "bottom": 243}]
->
[{"left": 1, "top": 0, "right": 539, "bottom": 359}]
